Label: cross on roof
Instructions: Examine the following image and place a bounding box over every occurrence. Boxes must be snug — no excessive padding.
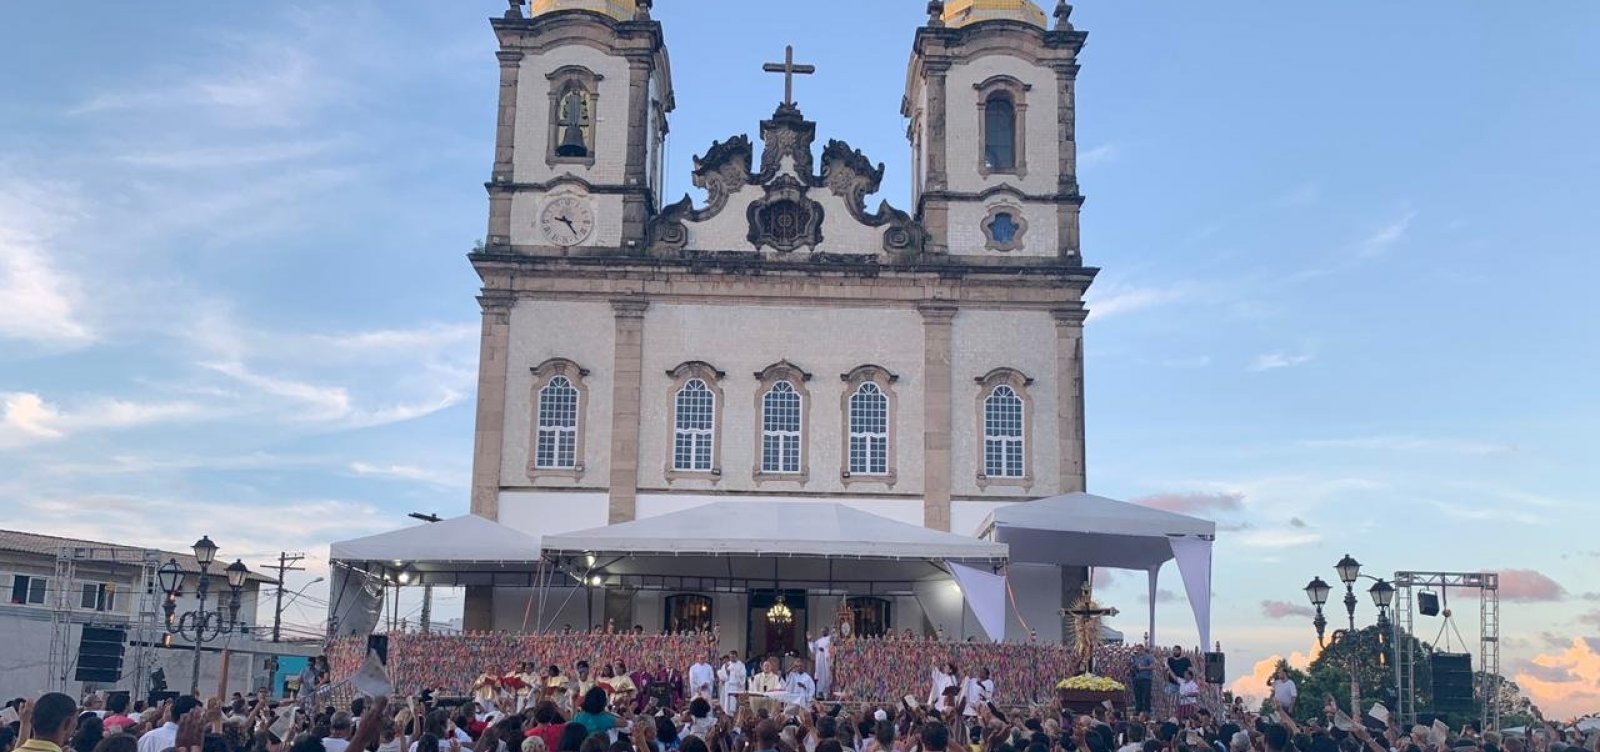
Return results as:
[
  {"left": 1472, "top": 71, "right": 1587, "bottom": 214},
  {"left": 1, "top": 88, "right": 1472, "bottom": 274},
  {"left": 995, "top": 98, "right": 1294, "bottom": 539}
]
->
[{"left": 762, "top": 45, "right": 815, "bottom": 107}]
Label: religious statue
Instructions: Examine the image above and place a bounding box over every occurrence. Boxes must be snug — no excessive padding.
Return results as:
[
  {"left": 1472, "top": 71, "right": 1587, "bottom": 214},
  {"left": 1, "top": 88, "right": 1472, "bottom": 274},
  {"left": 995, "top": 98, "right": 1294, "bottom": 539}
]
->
[{"left": 1062, "top": 582, "right": 1118, "bottom": 674}]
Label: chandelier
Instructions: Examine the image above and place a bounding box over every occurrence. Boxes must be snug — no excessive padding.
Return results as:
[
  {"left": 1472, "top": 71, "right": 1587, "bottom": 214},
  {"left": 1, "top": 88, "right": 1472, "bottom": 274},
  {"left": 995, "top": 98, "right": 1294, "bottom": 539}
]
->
[{"left": 766, "top": 594, "right": 794, "bottom": 625}]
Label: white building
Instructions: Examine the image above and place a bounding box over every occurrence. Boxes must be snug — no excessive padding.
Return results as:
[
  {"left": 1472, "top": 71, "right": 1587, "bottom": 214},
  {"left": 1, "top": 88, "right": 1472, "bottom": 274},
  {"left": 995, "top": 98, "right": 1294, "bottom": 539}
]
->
[
  {"left": 460, "top": 0, "right": 1096, "bottom": 655},
  {"left": 0, "top": 529, "right": 315, "bottom": 701}
]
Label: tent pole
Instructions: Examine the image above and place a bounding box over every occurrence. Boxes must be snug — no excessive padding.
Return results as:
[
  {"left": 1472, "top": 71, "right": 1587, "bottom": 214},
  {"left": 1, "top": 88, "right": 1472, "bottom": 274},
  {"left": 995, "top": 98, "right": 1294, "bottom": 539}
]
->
[{"left": 1147, "top": 566, "right": 1159, "bottom": 647}]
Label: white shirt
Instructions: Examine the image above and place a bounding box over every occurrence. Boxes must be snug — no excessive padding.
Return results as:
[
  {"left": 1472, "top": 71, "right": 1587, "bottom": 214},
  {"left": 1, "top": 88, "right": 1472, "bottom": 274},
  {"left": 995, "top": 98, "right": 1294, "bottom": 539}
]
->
[
  {"left": 1272, "top": 678, "right": 1298, "bottom": 708},
  {"left": 138, "top": 722, "right": 178, "bottom": 752},
  {"left": 928, "top": 671, "right": 957, "bottom": 711}
]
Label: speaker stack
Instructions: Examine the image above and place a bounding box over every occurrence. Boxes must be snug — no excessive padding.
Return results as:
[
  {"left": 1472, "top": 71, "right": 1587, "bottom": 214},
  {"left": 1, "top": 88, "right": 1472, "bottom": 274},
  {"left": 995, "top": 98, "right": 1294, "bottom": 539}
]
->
[
  {"left": 1203, "top": 652, "right": 1227, "bottom": 684},
  {"left": 75, "top": 625, "right": 128, "bottom": 684},
  {"left": 1430, "top": 652, "right": 1474, "bottom": 712}
]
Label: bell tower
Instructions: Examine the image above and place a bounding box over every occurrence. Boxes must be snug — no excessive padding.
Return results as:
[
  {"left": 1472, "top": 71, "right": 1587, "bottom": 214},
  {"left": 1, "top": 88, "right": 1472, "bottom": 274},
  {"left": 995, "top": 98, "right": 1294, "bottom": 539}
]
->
[
  {"left": 904, "top": 0, "right": 1085, "bottom": 261},
  {"left": 484, "top": 0, "right": 674, "bottom": 255}
]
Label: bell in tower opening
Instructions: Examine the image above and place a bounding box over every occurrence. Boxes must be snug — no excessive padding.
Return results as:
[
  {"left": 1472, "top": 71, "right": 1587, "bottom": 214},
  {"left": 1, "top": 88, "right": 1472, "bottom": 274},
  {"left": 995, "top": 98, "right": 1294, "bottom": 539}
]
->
[{"left": 556, "top": 86, "right": 590, "bottom": 158}]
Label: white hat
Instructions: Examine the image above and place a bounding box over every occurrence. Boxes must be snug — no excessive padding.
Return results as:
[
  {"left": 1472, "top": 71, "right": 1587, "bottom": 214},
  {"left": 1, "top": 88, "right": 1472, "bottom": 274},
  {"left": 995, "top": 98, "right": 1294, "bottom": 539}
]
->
[{"left": 874, "top": 709, "right": 888, "bottom": 722}]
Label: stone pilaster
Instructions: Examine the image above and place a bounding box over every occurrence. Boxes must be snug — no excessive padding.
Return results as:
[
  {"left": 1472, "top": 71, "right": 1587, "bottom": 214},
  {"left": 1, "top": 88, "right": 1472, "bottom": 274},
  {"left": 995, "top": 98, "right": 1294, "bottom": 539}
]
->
[
  {"left": 487, "top": 51, "right": 523, "bottom": 247},
  {"left": 621, "top": 58, "right": 653, "bottom": 248},
  {"left": 470, "top": 292, "right": 514, "bottom": 519},
  {"left": 1052, "top": 308, "right": 1087, "bottom": 493},
  {"left": 608, "top": 298, "right": 649, "bottom": 522},
  {"left": 925, "top": 61, "right": 950, "bottom": 191},
  {"left": 919, "top": 302, "right": 958, "bottom": 531}
]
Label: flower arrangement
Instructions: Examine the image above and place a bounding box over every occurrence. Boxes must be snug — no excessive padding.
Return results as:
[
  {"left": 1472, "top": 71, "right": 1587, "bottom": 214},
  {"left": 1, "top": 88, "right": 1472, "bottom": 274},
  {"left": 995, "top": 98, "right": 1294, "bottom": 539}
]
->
[{"left": 1056, "top": 674, "right": 1126, "bottom": 692}]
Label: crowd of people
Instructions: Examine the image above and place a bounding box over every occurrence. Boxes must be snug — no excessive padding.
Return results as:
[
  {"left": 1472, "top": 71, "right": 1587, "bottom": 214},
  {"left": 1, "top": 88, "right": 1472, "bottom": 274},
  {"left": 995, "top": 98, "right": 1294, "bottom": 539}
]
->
[{"left": 1, "top": 670, "right": 1593, "bottom": 752}]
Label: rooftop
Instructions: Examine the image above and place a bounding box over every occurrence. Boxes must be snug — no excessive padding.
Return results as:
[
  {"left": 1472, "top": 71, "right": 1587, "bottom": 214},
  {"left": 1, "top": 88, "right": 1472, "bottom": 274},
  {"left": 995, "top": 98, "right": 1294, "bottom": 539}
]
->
[{"left": 0, "top": 528, "right": 277, "bottom": 583}]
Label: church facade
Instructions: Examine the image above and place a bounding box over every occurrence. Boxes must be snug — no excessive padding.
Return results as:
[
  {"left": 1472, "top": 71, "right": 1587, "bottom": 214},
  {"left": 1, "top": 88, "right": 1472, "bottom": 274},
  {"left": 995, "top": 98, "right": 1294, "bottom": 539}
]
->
[{"left": 464, "top": 0, "right": 1095, "bottom": 650}]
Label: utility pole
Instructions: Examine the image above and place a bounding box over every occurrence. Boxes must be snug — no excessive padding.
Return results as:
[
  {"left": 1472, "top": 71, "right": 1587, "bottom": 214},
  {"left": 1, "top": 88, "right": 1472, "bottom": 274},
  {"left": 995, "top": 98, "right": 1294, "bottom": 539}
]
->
[
  {"left": 261, "top": 552, "right": 306, "bottom": 643},
  {"left": 408, "top": 513, "right": 441, "bottom": 633}
]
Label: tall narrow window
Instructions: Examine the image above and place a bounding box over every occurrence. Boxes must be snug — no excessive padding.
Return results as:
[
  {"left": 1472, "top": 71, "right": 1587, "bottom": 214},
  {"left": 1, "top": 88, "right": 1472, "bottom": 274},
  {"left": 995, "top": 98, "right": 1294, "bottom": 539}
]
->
[
  {"left": 983, "top": 385, "right": 1025, "bottom": 478},
  {"left": 984, "top": 94, "right": 1016, "bottom": 171},
  {"left": 761, "top": 381, "right": 802, "bottom": 474},
  {"left": 528, "top": 359, "right": 589, "bottom": 479},
  {"left": 848, "top": 383, "right": 889, "bottom": 475},
  {"left": 674, "top": 379, "right": 715, "bottom": 472},
  {"left": 536, "top": 376, "right": 579, "bottom": 469}
]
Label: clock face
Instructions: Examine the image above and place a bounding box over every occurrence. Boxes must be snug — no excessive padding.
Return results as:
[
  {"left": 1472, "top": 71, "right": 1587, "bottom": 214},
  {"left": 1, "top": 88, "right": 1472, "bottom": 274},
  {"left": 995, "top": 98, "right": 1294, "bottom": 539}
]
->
[{"left": 539, "top": 196, "right": 595, "bottom": 247}]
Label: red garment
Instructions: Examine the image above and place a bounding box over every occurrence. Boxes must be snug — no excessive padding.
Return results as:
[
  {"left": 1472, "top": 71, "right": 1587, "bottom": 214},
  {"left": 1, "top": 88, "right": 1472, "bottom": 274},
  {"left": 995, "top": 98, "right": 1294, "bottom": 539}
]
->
[{"left": 526, "top": 724, "right": 564, "bottom": 751}]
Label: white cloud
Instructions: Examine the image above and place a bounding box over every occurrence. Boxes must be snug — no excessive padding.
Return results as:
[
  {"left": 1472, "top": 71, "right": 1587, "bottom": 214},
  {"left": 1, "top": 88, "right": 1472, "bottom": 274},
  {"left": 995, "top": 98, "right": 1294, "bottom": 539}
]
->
[
  {"left": 1086, "top": 284, "right": 1187, "bottom": 322},
  {"left": 348, "top": 461, "right": 464, "bottom": 488},
  {"left": 1248, "top": 351, "right": 1315, "bottom": 371},
  {"left": 1079, "top": 143, "right": 1119, "bottom": 168},
  {"left": 0, "top": 390, "right": 206, "bottom": 448},
  {"left": 115, "top": 139, "right": 341, "bottom": 170},
  {"left": 1237, "top": 529, "right": 1322, "bottom": 548},
  {"left": 1356, "top": 209, "right": 1418, "bottom": 257},
  {"left": 72, "top": 45, "right": 326, "bottom": 129},
  {"left": 0, "top": 181, "right": 94, "bottom": 346},
  {"left": 200, "top": 360, "right": 465, "bottom": 429},
  {"left": 1, "top": 391, "right": 205, "bottom": 449},
  {"left": 1298, "top": 435, "right": 1517, "bottom": 456}
]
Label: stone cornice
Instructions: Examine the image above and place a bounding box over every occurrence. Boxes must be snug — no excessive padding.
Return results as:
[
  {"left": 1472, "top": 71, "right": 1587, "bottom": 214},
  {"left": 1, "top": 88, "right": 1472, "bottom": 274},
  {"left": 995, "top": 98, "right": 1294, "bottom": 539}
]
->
[{"left": 471, "top": 250, "right": 1097, "bottom": 281}]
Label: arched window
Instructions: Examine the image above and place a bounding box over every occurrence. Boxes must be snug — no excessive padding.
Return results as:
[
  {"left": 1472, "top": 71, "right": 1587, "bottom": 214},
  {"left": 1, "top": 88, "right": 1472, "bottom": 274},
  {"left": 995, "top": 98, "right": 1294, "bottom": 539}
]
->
[
  {"left": 983, "top": 94, "right": 1016, "bottom": 171},
  {"left": 974, "top": 76, "right": 1029, "bottom": 177},
  {"left": 535, "top": 376, "right": 579, "bottom": 469},
  {"left": 674, "top": 379, "right": 715, "bottom": 472},
  {"left": 664, "top": 594, "right": 713, "bottom": 634},
  {"left": 845, "top": 596, "right": 892, "bottom": 638},
  {"left": 528, "top": 358, "right": 589, "bottom": 479},
  {"left": 983, "top": 385, "right": 1025, "bottom": 478},
  {"left": 761, "top": 381, "right": 803, "bottom": 474},
  {"left": 848, "top": 383, "right": 890, "bottom": 476}
]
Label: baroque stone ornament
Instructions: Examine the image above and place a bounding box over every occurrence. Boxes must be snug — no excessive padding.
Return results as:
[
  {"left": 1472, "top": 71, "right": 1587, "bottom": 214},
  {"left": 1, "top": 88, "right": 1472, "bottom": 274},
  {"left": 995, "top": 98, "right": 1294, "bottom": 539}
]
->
[
  {"left": 644, "top": 100, "right": 927, "bottom": 257},
  {"left": 746, "top": 174, "right": 824, "bottom": 252}
]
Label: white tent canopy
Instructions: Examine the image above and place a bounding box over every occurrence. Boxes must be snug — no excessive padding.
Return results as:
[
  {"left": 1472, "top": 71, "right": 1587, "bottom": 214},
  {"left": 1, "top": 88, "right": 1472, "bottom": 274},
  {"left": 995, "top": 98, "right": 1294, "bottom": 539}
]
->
[
  {"left": 331, "top": 514, "right": 542, "bottom": 568},
  {"left": 977, "top": 492, "right": 1216, "bottom": 648},
  {"left": 542, "top": 501, "right": 1008, "bottom": 591},
  {"left": 327, "top": 515, "right": 545, "bottom": 636}
]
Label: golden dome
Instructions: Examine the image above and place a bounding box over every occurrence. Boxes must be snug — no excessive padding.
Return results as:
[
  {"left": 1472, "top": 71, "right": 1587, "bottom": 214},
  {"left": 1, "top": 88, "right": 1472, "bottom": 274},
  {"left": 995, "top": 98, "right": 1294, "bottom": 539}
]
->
[
  {"left": 942, "top": 0, "right": 1047, "bottom": 28},
  {"left": 529, "top": 0, "right": 636, "bottom": 22}
]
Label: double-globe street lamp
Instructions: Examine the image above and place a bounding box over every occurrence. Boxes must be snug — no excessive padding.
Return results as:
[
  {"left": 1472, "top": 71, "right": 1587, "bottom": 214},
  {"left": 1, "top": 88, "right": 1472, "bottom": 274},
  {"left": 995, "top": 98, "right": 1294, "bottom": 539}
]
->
[
  {"left": 1304, "top": 553, "right": 1396, "bottom": 713},
  {"left": 157, "top": 535, "right": 251, "bottom": 694}
]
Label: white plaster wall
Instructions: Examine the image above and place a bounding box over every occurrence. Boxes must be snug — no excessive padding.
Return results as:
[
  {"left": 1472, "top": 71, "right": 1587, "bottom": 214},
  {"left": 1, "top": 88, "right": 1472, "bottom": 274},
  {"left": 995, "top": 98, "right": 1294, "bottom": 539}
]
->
[
  {"left": 951, "top": 499, "right": 1020, "bottom": 538},
  {"left": 950, "top": 309, "right": 1063, "bottom": 497},
  {"left": 510, "top": 191, "right": 627, "bottom": 248},
  {"left": 502, "top": 299, "right": 617, "bottom": 486},
  {"left": 637, "top": 303, "right": 926, "bottom": 494},
  {"left": 944, "top": 54, "right": 1060, "bottom": 196},
  {"left": 636, "top": 494, "right": 925, "bottom": 526},
  {"left": 680, "top": 184, "right": 887, "bottom": 255},
  {"left": 513, "top": 46, "right": 632, "bottom": 185},
  {"left": 498, "top": 490, "right": 610, "bottom": 538},
  {"left": 945, "top": 199, "right": 1058, "bottom": 258}
]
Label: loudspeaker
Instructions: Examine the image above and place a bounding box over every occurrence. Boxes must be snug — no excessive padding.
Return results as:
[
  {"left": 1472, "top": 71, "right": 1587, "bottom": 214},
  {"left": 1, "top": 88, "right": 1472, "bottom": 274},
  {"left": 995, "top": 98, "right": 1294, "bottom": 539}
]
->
[
  {"left": 366, "top": 634, "right": 389, "bottom": 665},
  {"left": 1430, "top": 652, "right": 1474, "bottom": 711},
  {"left": 1203, "top": 652, "right": 1226, "bottom": 684},
  {"left": 150, "top": 668, "right": 168, "bottom": 692},
  {"left": 1418, "top": 592, "right": 1440, "bottom": 617},
  {"left": 75, "top": 625, "right": 127, "bottom": 683}
]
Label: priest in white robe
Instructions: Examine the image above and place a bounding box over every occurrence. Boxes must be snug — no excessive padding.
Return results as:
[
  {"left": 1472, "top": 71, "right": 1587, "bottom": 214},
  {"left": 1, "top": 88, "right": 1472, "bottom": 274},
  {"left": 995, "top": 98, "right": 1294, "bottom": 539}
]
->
[
  {"left": 688, "top": 651, "right": 717, "bottom": 702},
  {"left": 717, "top": 651, "right": 747, "bottom": 710},
  {"left": 927, "top": 662, "right": 959, "bottom": 713},
  {"left": 783, "top": 657, "right": 817, "bottom": 706},
  {"left": 807, "top": 627, "right": 834, "bottom": 699}
]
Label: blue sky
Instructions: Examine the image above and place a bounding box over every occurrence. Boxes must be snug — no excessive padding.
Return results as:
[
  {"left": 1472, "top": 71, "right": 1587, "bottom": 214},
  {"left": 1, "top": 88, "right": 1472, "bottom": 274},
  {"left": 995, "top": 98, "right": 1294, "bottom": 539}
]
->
[{"left": 2, "top": 1, "right": 1598, "bottom": 715}]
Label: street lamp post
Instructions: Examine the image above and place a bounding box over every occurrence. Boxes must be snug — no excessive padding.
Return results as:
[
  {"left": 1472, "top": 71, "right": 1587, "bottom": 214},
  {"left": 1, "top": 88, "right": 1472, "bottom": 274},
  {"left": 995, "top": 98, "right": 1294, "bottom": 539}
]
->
[
  {"left": 1304, "top": 554, "right": 1395, "bottom": 715},
  {"left": 159, "top": 536, "right": 250, "bottom": 694}
]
